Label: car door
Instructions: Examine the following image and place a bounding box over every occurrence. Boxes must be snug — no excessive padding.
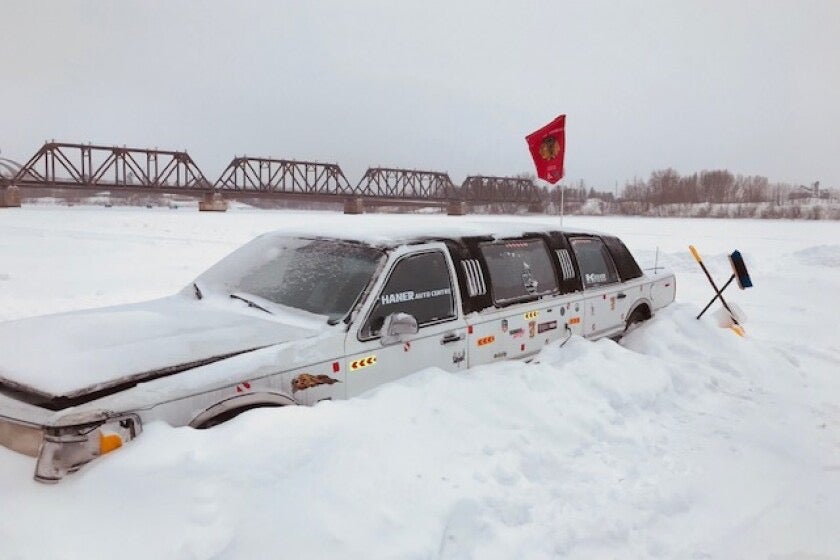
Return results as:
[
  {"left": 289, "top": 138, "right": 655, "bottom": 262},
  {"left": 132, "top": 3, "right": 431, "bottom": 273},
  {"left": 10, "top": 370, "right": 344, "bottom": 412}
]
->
[
  {"left": 344, "top": 243, "right": 468, "bottom": 397},
  {"left": 466, "top": 237, "right": 571, "bottom": 366},
  {"left": 569, "top": 236, "right": 626, "bottom": 338},
  {"left": 601, "top": 235, "right": 652, "bottom": 322}
]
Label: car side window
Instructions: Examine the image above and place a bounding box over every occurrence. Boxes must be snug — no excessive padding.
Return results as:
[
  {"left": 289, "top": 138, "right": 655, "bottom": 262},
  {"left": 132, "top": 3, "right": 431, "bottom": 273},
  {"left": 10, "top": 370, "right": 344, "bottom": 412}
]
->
[
  {"left": 361, "top": 251, "right": 455, "bottom": 339},
  {"left": 602, "top": 236, "right": 643, "bottom": 281},
  {"left": 570, "top": 237, "right": 619, "bottom": 288},
  {"left": 479, "top": 238, "right": 559, "bottom": 305}
]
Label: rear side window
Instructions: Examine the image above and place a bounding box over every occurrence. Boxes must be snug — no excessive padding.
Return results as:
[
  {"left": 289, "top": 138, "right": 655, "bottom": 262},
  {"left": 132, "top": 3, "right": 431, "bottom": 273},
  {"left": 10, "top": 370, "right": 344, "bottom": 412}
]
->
[
  {"left": 480, "top": 238, "right": 559, "bottom": 304},
  {"left": 570, "top": 237, "right": 619, "bottom": 288},
  {"left": 602, "top": 236, "right": 643, "bottom": 281},
  {"left": 361, "top": 251, "right": 455, "bottom": 338}
]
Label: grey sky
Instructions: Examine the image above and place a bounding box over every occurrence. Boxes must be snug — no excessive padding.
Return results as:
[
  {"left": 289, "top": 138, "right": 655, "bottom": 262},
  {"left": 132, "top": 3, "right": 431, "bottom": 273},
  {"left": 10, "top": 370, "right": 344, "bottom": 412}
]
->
[{"left": 1, "top": 0, "right": 838, "bottom": 189}]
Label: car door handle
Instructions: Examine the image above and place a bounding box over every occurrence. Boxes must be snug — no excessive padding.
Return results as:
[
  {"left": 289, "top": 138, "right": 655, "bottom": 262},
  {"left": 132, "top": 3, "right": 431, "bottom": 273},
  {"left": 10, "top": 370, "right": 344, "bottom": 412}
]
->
[
  {"left": 616, "top": 293, "right": 627, "bottom": 299},
  {"left": 440, "top": 333, "right": 463, "bottom": 344}
]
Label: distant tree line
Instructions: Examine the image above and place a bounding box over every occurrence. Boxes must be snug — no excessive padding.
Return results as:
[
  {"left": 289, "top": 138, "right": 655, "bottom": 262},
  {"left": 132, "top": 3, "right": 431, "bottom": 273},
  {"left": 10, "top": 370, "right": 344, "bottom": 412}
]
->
[
  {"left": 616, "top": 169, "right": 821, "bottom": 205},
  {"left": 519, "top": 169, "right": 838, "bottom": 219}
]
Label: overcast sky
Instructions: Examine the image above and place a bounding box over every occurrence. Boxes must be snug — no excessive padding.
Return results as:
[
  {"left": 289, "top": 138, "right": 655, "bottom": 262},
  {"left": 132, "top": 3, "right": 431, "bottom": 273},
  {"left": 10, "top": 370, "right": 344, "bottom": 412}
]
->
[{"left": 1, "top": 1, "right": 838, "bottom": 189}]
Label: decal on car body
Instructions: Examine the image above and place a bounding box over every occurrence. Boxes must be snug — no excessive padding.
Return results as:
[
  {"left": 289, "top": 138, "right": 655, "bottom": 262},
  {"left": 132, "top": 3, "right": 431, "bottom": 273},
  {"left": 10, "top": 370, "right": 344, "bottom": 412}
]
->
[
  {"left": 292, "top": 374, "right": 341, "bottom": 393},
  {"left": 350, "top": 355, "right": 377, "bottom": 371},
  {"left": 380, "top": 287, "right": 451, "bottom": 306}
]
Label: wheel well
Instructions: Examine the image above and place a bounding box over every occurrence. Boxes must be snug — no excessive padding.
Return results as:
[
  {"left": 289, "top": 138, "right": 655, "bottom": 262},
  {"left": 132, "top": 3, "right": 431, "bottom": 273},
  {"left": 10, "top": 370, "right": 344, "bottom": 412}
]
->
[
  {"left": 193, "top": 402, "right": 283, "bottom": 429},
  {"left": 190, "top": 392, "right": 296, "bottom": 429},
  {"left": 632, "top": 303, "right": 652, "bottom": 321},
  {"left": 624, "top": 302, "right": 652, "bottom": 332}
]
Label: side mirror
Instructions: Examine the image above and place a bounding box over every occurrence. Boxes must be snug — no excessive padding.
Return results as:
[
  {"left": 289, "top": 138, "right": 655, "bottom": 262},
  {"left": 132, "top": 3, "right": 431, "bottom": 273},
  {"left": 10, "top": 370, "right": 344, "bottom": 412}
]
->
[{"left": 380, "top": 312, "right": 418, "bottom": 346}]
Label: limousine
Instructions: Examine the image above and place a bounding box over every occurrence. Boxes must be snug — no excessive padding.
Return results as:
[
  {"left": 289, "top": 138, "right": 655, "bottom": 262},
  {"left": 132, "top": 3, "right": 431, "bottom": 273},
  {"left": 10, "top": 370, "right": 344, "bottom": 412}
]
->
[{"left": 0, "top": 221, "right": 675, "bottom": 482}]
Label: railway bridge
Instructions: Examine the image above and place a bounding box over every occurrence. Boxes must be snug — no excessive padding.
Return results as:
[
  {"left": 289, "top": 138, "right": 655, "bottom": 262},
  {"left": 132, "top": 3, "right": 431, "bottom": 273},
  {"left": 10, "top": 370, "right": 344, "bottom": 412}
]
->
[{"left": 1, "top": 142, "right": 545, "bottom": 214}]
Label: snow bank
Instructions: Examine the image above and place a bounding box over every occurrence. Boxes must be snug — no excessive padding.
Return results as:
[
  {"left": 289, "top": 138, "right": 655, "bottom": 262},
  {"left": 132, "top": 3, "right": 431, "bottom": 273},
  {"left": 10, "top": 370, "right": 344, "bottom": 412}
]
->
[{"left": 0, "top": 208, "right": 838, "bottom": 559}]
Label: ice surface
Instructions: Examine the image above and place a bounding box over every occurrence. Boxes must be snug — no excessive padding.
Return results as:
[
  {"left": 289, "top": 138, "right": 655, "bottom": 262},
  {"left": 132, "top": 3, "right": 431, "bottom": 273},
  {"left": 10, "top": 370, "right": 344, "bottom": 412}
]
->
[{"left": 0, "top": 206, "right": 838, "bottom": 559}]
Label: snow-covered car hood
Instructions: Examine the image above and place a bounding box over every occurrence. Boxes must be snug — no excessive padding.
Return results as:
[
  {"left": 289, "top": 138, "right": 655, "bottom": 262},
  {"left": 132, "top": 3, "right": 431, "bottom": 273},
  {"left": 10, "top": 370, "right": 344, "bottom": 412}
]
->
[{"left": 0, "top": 295, "right": 323, "bottom": 402}]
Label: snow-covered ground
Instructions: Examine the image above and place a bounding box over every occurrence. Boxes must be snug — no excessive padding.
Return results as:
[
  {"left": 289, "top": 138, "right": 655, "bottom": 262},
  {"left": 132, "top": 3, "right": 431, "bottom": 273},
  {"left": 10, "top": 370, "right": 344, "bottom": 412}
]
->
[{"left": 1, "top": 206, "right": 838, "bottom": 560}]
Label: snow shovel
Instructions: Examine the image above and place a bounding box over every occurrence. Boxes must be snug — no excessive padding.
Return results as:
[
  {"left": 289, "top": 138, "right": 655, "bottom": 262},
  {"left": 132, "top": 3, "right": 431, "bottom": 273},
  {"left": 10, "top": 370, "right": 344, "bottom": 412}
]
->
[{"left": 689, "top": 245, "right": 753, "bottom": 337}]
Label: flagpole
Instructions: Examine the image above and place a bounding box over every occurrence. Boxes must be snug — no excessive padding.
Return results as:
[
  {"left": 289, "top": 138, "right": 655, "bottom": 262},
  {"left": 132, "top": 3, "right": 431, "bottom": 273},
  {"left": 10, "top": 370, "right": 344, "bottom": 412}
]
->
[{"left": 559, "top": 181, "right": 565, "bottom": 227}]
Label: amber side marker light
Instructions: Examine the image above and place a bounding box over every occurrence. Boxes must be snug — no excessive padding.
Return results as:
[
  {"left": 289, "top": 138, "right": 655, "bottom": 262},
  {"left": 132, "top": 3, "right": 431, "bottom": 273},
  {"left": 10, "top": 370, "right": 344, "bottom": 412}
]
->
[{"left": 99, "top": 432, "right": 123, "bottom": 454}]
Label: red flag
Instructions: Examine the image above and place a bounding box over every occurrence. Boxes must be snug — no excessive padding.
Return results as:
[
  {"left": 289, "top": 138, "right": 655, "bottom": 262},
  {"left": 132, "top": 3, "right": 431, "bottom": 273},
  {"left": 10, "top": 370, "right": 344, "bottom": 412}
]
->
[{"left": 525, "top": 114, "right": 566, "bottom": 184}]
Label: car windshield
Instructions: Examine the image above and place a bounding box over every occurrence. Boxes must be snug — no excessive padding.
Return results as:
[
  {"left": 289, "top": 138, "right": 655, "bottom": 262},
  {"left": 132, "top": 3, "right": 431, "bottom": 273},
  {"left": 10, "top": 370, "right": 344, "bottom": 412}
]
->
[{"left": 193, "top": 235, "right": 385, "bottom": 323}]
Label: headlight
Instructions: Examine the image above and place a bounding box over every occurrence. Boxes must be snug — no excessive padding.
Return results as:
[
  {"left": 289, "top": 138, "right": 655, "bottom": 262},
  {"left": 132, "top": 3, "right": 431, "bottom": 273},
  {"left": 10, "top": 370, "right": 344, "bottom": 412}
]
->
[{"left": 34, "top": 413, "right": 142, "bottom": 483}]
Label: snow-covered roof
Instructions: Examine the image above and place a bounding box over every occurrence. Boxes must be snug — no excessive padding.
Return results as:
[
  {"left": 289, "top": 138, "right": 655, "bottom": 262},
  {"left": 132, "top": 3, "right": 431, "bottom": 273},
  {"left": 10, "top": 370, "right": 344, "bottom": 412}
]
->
[{"left": 252, "top": 214, "right": 602, "bottom": 247}]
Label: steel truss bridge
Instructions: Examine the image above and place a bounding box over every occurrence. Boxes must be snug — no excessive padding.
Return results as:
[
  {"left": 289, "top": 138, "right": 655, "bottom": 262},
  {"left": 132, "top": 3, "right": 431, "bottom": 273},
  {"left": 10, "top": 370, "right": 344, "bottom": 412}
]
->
[{"left": 1, "top": 142, "right": 544, "bottom": 213}]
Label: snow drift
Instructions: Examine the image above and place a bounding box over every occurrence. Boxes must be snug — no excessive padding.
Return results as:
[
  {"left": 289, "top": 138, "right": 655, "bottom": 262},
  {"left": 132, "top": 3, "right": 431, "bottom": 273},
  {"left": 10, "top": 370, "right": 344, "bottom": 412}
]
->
[{"left": 0, "top": 208, "right": 838, "bottom": 559}]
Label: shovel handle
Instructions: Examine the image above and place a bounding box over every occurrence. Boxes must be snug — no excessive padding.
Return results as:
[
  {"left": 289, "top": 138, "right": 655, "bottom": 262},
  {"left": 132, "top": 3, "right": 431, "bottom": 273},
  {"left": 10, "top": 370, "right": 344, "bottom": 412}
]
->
[
  {"left": 689, "top": 245, "right": 702, "bottom": 263},
  {"left": 690, "top": 245, "right": 741, "bottom": 327}
]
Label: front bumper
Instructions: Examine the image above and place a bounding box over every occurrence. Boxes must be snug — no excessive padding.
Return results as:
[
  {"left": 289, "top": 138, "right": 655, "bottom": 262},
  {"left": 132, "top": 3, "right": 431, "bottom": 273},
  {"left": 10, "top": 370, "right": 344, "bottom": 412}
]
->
[{"left": 1, "top": 413, "right": 142, "bottom": 483}]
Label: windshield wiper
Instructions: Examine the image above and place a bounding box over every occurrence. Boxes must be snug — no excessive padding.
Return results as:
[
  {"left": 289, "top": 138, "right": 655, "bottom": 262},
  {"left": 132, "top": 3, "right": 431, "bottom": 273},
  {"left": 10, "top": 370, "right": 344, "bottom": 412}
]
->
[{"left": 229, "top": 293, "right": 272, "bottom": 314}]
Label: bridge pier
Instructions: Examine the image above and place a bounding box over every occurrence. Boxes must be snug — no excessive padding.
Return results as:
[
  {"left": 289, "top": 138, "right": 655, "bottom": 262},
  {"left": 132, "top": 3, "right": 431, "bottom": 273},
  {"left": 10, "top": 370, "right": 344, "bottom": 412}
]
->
[
  {"left": 1, "top": 186, "right": 21, "bottom": 208},
  {"left": 344, "top": 197, "right": 365, "bottom": 214},
  {"left": 199, "top": 192, "right": 227, "bottom": 212},
  {"left": 446, "top": 201, "right": 468, "bottom": 216}
]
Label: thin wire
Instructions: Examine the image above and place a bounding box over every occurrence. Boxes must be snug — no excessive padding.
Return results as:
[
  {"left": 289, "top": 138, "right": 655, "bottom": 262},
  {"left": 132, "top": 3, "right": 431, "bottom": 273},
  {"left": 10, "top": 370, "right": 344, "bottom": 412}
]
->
[{"left": 559, "top": 324, "right": 573, "bottom": 348}]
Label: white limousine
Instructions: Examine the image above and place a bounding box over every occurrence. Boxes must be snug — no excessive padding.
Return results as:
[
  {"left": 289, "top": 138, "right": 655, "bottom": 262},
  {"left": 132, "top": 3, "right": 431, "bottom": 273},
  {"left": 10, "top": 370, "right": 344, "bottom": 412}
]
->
[{"left": 0, "top": 221, "right": 675, "bottom": 482}]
